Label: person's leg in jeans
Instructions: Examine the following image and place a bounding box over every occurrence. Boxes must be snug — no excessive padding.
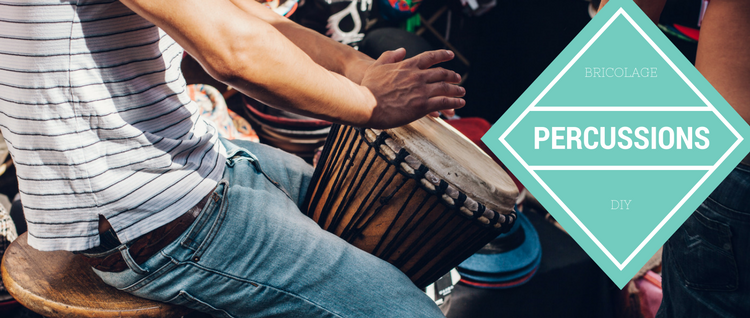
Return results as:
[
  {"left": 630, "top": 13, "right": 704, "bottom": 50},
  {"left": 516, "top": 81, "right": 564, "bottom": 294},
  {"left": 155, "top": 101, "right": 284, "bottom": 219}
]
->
[
  {"left": 657, "top": 166, "right": 750, "bottom": 317},
  {"left": 95, "top": 139, "right": 444, "bottom": 317},
  {"left": 657, "top": 1, "right": 750, "bottom": 316}
]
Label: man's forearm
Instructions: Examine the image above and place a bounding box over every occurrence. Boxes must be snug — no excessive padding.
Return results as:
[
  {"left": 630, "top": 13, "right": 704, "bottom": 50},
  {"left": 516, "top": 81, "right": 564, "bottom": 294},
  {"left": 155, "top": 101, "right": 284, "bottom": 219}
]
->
[
  {"left": 122, "top": 0, "right": 377, "bottom": 126},
  {"left": 696, "top": 0, "right": 750, "bottom": 124},
  {"left": 228, "top": 0, "right": 374, "bottom": 84},
  {"left": 121, "top": 0, "right": 463, "bottom": 129},
  {"left": 598, "top": 0, "right": 666, "bottom": 23}
]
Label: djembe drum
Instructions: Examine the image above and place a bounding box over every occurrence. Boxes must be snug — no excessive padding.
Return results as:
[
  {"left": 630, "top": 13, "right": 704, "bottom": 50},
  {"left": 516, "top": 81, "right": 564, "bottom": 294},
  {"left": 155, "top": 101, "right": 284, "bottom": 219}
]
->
[{"left": 303, "top": 116, "right": 519, "bottom": 288}]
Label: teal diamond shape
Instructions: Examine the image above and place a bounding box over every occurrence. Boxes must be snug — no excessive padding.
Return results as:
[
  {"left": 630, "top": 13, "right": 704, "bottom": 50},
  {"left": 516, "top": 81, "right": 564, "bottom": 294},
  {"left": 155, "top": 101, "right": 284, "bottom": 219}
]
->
[{"left": 482, "top": 0, "right": 750, "bottom": 288}]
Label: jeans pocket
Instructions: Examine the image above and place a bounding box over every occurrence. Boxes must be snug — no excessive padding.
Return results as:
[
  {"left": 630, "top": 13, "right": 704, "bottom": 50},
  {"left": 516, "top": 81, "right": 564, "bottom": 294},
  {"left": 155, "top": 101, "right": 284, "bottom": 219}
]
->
[
  {"left": 669, "top": 209, "right": 738, "bottom": 291},
  {"left": 181, "top": 182, "right": 227, "bottom": 253},
  {"left": 118, "top": 254, "right": 177, "bottom": 293},
  {"left": 167, "top": 290, "right": 234, "bottom": 318}
]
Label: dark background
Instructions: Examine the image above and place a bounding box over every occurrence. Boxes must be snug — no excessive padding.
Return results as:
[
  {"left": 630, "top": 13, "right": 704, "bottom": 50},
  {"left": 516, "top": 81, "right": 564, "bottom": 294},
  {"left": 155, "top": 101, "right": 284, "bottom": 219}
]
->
[{"left": 414, "top": 0, "right": 700, "bottom": 124}]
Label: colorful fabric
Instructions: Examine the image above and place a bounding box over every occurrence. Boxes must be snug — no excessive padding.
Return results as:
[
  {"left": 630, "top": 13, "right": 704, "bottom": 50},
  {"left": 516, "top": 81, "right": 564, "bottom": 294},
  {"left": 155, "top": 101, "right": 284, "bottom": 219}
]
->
[
  {"left": 635, "top": 271, "right": 662, "bottom": 318},
  {"left": 188, "top": 85, "right": 259, "bottom": 143},
  {"left": 380, "top": 0, "right": 422, "bottom": 22},
  {"left": 259, "top": 0, "right": 299, "bottom": 17},
  {"left": 389, "top": 0, "right": 421, "bottom": 14}
]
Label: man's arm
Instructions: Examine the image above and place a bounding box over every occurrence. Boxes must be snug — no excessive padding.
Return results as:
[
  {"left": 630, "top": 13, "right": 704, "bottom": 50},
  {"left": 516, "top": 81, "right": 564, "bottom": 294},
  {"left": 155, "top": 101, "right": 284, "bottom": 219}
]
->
[
  {"left": 228, "top": 0, "right": 373, "bottom": 84},
  {"left": 694, "top": 0, "right": 750, "bottom": 124},
  {"left": 121, "top": 0, "right": 464, "bottom": 129},
  {"left": 598, "top": 0, "right": 666, "bottom": 23},
  {"left": 598, "top": 0, "right": 750, "bottom": 123},
  {"left": 232, "top": 0, "right": 459, "bottom": 119}
]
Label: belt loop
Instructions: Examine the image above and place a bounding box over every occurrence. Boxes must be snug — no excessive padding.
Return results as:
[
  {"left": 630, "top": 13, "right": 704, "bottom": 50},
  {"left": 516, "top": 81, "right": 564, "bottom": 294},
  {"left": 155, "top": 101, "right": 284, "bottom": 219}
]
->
[{"left": 117, "top": 245, "right": 150, "bottom": 275}]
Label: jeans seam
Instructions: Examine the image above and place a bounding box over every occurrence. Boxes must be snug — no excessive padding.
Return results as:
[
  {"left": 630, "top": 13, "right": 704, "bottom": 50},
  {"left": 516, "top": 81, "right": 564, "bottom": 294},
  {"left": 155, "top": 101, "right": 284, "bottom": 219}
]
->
[
  {"left": 734, "top": 164, "right": 750, "bottom": 173},
  {"left": 185, "top": 262, "right": 260, "bottom": 287},
  {"left": 683, "top": 211, "right": 736, "bottom": 259},
  {"left": 259, "top": 168, "right": 294, "bottom": 202},
  {"left": 704, "top": 196, "right": 750, "bottom": 221},
  {"left": 191, "top": 186, "right": 228, "bottom": 258},
  {"left": 181, "top": 195, "right": 219, "bottom": 250},
  {"left": 261, "top": 286, "right": 344, "bottom": 318},
  {"left": 181, "top": 179, "right": 229, "bottom": 258},
  {"left": 121, "top": 256, "right": 177, "bottom": 293},
  {"left": 184, "top": 262, "right": 344, "bottom": 318},
  {"left": 171, "top": 290, "right": 235, "bottom": 318},
  {"left": 670, "top": 213, "right": 739, "bottom": 291}
]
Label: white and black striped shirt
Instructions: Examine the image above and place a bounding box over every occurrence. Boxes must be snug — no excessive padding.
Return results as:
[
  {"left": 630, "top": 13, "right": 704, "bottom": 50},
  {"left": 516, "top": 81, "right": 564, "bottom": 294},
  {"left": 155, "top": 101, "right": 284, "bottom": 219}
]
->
[{"left": 0, "top": 0, "right": 226, "bottom": 251}]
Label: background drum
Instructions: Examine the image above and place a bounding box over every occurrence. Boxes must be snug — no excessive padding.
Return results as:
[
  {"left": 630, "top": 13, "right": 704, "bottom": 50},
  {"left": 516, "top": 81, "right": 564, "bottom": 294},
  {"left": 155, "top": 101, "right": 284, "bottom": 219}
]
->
[
  {"left": 304, "top": 116, "right": 519, "bottom": 288},
  {"left": 241, "top": 96, "right": 332, "bottom": 162}
]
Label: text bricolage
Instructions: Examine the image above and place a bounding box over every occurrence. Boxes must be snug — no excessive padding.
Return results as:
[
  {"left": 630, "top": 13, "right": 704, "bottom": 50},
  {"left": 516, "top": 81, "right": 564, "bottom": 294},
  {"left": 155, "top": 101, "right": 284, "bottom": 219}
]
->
[
  {"left": 585, "top": 66, "right": 657, "bottom": 78},
  {"left": 534, "top": 126, "right": 709, "bottom": 150}
]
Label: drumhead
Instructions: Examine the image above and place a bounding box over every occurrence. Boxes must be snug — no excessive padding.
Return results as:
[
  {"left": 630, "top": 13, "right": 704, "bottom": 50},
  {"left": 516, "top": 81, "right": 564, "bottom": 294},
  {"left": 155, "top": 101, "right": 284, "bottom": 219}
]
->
[{"left": 373, "top": 116, "right": 518, "bottom": 214}]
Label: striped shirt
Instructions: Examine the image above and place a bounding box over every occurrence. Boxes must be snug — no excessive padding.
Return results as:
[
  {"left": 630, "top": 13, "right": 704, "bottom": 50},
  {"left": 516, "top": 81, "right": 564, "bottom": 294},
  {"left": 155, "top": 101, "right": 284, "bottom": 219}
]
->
[{"left": 0, "top": 0, "right": 226, "bottom": 251}]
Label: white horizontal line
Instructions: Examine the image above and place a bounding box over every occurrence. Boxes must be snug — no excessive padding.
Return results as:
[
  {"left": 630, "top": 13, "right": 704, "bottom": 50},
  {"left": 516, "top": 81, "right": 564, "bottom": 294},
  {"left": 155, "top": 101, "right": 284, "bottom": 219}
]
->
[
  {"left": 529, "top": 165, "right": 713, "bottom": 170},
  {"left": 530, "top": 107, "right": 711, "bottom": 111}
]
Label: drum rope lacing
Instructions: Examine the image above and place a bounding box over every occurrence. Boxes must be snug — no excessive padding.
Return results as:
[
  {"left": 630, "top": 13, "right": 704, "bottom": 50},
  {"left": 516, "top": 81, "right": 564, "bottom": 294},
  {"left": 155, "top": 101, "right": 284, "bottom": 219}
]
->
[
  {"left": 364, "top": 128, "right": 516, "bottom": 230},
  {"left": 304, "top": 124, "right": 517, "bottom": 286}
]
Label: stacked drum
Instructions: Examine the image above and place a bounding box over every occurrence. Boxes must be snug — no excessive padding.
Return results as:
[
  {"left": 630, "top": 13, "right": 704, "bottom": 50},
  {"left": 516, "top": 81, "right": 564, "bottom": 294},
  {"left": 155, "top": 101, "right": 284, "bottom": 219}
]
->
[{"left": 241, "top": 96, "right": 332, "bottom": 162}]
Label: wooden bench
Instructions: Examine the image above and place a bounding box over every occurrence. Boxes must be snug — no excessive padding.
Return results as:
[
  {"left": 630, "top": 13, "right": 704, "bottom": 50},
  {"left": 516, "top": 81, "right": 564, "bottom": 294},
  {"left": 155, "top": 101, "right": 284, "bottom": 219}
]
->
[{"left": 1, "top": 233, "right": 192, "bottom": 318}]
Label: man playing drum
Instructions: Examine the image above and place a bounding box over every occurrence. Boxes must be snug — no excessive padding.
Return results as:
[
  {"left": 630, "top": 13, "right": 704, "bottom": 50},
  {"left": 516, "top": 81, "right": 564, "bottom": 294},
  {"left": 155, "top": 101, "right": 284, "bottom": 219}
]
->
[{"left": 0, "top": 0, "right": 465, "bottom": 316}]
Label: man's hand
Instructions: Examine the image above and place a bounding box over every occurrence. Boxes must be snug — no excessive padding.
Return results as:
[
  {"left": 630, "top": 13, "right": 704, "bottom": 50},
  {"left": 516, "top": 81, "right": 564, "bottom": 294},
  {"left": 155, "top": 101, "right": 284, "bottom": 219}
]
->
[
  {"left": 120, "top": 0, "right": 463, "bottom": 130},
  {"left": 360, "top": 48, "right": 466, "bottom": 129}
]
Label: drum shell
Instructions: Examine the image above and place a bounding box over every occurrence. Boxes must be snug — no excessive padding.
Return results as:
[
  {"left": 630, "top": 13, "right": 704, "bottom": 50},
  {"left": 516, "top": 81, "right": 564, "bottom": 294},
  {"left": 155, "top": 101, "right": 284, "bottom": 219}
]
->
[{"left": 305, "top": 124, "right": 505, "bottom": 288}]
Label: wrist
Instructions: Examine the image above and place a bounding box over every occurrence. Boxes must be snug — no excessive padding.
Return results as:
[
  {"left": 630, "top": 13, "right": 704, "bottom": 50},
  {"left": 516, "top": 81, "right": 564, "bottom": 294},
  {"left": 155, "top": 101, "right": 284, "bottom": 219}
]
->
[
  {"left": 352, "top": 84, "right": 377, "bottom": 126},
  {"left": 344, "top": 55, "right": 375, "bottom": 85}
]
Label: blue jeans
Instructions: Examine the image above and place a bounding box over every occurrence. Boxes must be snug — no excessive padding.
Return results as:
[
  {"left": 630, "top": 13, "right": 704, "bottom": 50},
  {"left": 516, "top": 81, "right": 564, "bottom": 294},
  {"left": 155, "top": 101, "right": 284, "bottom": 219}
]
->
[
  {"left": 657, "top": 164, "right": 750, "bottom": 317},
  {"left": 94, "top": 139, "right": 443, "bottom": 318}
]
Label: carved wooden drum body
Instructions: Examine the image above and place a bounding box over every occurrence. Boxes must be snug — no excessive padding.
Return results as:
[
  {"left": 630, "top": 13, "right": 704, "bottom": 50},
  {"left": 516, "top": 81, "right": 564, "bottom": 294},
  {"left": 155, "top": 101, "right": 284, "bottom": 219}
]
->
[{"left": 304, "top": 116, "right": 519, "bottom": 288}]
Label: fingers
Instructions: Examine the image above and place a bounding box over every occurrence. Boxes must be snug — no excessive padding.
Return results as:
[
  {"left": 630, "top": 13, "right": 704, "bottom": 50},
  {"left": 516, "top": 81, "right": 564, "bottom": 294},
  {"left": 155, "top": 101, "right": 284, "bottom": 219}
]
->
[
  {"left": 428, "top": 81, "right": 466, "bottom": 98},
  {"left": 412, "top": 50, "right": 455, "bottom": 69},
  {"left": 373, "top": 48, "right": 407, "bottom": 66},
  {"left": 442, "top": 109, "right": 456, "bottom": 118},
  {"left": 425, "top": 96, "right": 466, "bottom": 113},
  {"left": 422, "top": 68, "right": 462, "bottom": 84},
  {"left": 423, "top": 82, "right": 465, "bottom": 116}
]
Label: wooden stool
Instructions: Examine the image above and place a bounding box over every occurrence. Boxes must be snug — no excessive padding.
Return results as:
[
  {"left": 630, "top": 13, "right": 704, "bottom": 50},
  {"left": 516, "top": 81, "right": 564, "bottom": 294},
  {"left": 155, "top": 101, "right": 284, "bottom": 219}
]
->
[{"left": 1, "top": 233, "right": 192, "bottom": 318}]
